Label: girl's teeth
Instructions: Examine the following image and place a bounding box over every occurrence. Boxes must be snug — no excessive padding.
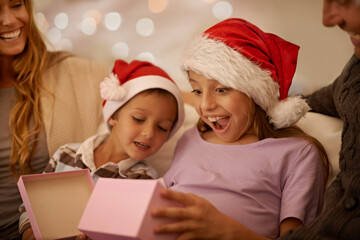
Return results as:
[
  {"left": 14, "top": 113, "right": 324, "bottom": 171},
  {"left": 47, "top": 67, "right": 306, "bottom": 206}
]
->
[{"left": 208, "top": 116, "right": 225, "bottom": 122}]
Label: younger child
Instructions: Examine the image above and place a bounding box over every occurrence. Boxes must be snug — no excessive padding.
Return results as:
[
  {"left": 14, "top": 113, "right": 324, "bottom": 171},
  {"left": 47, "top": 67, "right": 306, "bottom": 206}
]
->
[
  {"left": 152, "top": 18, "right": 329, "bottom": 239},
  {"left": 19, "top": 59, "right": 184, "bottom": 239}
]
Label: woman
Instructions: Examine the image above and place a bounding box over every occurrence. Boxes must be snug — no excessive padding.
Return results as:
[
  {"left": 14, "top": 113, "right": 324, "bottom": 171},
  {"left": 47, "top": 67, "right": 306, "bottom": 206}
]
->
[{"left": 0, "top": 0, "right": 108, "bottom": 238}]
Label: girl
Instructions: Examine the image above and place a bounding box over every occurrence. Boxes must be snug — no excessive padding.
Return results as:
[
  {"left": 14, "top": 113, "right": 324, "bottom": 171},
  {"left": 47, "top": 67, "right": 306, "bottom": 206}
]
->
[
  {"left": 20, "top": 59, "right": 185, "bottom": 239},
  {"left": 0, "top": 0, "right": 107, "bottom": 238},
  {"left": 152, "top": 18, "right": 329, "bottom": 239}
]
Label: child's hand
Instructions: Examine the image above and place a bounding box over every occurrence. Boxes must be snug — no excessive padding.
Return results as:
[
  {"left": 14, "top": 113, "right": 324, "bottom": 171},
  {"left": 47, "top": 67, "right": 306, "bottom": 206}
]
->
[
  {"left": 21, "top": 227, "right": 35, "bottom": 240},
  {"left": 151, "top": 189, "right": 249, "bottom": 240}
]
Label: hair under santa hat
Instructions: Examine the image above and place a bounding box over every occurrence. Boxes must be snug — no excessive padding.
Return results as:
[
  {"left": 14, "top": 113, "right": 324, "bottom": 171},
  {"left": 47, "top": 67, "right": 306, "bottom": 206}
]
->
[
  {"left": 100, "top": 59, "right": 184, "bottom": 139},
  {"left": 182, "top": 18, "right": 310, "bottom": 129}
]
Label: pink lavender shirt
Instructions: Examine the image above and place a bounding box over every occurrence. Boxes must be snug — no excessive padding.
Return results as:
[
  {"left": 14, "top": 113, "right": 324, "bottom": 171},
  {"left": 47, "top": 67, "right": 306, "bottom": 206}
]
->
[{"left": 163, "top": 126, "right": 324, "bottom": 238}]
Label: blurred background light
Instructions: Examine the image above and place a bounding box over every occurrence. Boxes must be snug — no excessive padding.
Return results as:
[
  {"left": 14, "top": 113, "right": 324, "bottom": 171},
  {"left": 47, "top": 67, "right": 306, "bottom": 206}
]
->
[
  {"left": 104, "top": 12, "right": 122, "bottom": 31},
  {"left": 54, "top": 12, "right": 68, "bottom": 30},
  {"left": 84, "top": 9, "right": 103, "bottom": 25},
  {"left": 57, "top": 38, "right": 73, "bottom": 51},
  {"left": 212, "top": 1, "right": 233, "bottom": 20},
  {"left": 46, "top": 27, "right": 62, "bottom": 44},
  {"left": 148, "top": 0, "right": 168, "bottom": 13},
  {"left": 112, "top": 42, "right": 129, "bottom": 59},
  {"left": 81, "top": 17, "right": 97, "bottom": 35},
  {"left": 136, "top": 18, "right": 154, "bottom": 37},
  {"left": 35, "top": 13, "right": 49, "bottom": 33}
]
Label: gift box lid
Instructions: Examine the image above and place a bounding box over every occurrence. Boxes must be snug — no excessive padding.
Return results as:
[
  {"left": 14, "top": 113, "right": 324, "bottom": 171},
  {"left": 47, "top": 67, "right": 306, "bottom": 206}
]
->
[
  {"left": 78, "top": 178, "right": 181, "bottom": 240},
  {"left": 17, "top": 169, "right": 94, "bottom": 240}
]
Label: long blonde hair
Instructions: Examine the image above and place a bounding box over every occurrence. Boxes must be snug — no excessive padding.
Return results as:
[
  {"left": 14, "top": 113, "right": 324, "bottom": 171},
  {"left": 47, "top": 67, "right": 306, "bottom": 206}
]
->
[
  {"left": 9, "top": 0, "right": 49, "bottom": 178},
  {"left": 198, "top": 103, "right": 330, "bottom": 191}
]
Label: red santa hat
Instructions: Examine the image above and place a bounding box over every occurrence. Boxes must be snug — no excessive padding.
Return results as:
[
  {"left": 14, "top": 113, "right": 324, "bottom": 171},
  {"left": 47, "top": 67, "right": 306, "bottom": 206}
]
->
[
  {"left": 100, "top": 59, "right": 184, "bottom": 139},
  {"left": 182, "top": 18, "right": 309, "bottom": 128}
]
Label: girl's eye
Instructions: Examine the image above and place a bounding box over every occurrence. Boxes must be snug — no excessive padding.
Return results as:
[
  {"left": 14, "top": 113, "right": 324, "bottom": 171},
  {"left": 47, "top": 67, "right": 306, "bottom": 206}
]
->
[
  {"left": 132, "top": 116, "right": 144, "bottom": 123},
  {"left": 216, "top": 88, "right": 228, "bottom": 93},
  {"left": 191, "top": 89, "right": 202, "bottom": 95}
]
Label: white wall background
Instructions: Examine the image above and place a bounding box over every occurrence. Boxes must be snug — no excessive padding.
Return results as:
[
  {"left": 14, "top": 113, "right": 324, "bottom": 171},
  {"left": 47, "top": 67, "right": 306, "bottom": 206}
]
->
[{"left": 33, "top": 0, "right": 353, "bottom": 94}]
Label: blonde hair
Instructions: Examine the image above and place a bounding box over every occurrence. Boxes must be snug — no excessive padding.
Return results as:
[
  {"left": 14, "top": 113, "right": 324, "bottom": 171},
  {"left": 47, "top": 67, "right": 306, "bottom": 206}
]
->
[
  {"left": 198, "top": 103, "right": 330, "bottom": 191},
  {"left": 9, "top": 0, "right": 49, "bottom": 179}
]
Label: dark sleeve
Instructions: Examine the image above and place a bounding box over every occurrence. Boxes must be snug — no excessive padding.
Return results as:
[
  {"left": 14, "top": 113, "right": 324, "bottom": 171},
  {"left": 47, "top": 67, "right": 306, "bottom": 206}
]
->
[{"left": 304, "top": 78, "right": 340, "bottom": 118}]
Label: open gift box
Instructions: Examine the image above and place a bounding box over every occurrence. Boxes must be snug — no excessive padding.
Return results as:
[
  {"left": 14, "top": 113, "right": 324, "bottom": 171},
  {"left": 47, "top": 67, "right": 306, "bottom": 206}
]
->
[
  {"left": 18, "top": 170, "right": 181, "bottom": 240},
  {"left": 78, "top": 178, "right": 180, "bottom": 240},
  {"left": 17, "top": 169, "right": 95, "bottom": 240}
]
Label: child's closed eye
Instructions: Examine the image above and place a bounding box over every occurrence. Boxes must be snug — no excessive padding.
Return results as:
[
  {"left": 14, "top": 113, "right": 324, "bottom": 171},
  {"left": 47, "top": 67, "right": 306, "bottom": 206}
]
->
[
  {"left": 132, "top": 116, "right": 145, "bottom": 123},
  {"left": 158, "top": 125, "right": 169, "bottom": 132}
]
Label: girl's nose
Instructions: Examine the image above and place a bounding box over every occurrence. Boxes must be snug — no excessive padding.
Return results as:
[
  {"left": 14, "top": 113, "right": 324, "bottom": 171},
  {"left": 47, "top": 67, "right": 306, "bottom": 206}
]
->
[
  {"left": 322, "top": 0, "right": 344, "bottom": 27},
  {"left": 200, "top": 93, "right": 216, "bottom": 111}
]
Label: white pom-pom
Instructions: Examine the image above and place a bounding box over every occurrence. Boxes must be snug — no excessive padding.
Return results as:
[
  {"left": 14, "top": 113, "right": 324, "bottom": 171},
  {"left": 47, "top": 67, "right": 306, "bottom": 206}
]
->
[
  {"left": 100, "top": 73, "right": 126, "bottom": 101},
  {"left": 268, "top": 96, "right": 310, "bottom": 129}
]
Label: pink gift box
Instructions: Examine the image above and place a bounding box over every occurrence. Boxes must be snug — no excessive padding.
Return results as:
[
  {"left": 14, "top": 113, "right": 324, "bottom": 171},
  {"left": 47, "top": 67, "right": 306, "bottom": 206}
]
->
[
  {"left": 17, "top": 169, "right": 94, "bottom": 240},
  {"left": 78, "top": 178, "right": 181, "bottom": 240}
]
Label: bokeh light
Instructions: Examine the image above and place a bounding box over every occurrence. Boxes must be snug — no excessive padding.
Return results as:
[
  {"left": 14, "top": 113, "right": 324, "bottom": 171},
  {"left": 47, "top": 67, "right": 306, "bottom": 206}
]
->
[
  {"left": 81, "top": 17, "right": 97, "bottom": 35},
  {"left": 54, "top": 12, "right": 68, "bottom": 30},
  {"left": 148, "top": 0, "right": 168, "bottom": 13},
  {"left": 104, "top": 12, "right": 122, "bottom": 31},
  {"left": 112, "top": 42, "right": 129, "bottom": 59},
  {"left": 46, "top": 27, "right": 62, "bottom": 44},
  {"left": 212, "top": 1, "right": 233, "bottom": 20},
  {"left": 84, "top": 9, "right": 103, "bottom": 25},
  {"left": 57, "top": 38, "right": 73, "bottom": 51},
  {"left": 136, "top": 18, "right": 155, "bottom": 37},
  {"left": 35, "top": 13, "right": 49, "bottom": 33}
]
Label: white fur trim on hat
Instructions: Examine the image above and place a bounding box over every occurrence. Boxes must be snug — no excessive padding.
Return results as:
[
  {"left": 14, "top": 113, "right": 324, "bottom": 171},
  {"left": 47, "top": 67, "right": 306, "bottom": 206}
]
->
[
  {"left": 100, "top": 73, "right": 126, "bottom": 101},
  {"left": 182, "top": 35, "right": 309, "bottom": 128},
  {"left": 102, "top": 75, "right": 185, "bottom": 139},
  {"left": 268, "top": 96, "right": 310, "bottom": 129}
]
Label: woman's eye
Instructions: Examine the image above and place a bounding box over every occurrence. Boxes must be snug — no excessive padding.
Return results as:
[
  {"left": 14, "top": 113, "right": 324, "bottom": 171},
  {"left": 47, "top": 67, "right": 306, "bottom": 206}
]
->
[
  {"left": 191, "top": 89, "right": 202, "bottom": 95},
  {"left": 11, "top": 1, "right": 24, "bottom": 8}
]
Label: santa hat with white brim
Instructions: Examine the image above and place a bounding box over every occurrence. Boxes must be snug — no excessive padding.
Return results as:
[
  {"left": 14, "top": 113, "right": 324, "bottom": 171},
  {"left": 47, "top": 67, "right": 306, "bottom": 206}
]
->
[
  {"left": 100, "top": 60, "right": 184, "bottom": 139},
  {"left": 182, "top": 18, "right": 309, "bottom": 129}
]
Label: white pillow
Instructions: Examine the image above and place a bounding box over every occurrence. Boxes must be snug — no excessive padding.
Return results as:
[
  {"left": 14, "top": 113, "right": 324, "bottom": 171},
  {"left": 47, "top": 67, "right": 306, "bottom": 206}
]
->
[{"left": 296, "top": 112, "right": 342, "bottom": 186}]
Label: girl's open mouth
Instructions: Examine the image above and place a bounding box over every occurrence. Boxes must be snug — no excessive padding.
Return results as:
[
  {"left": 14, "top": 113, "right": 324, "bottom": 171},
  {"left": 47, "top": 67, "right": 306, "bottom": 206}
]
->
[{"left": 207, "top": 116, "right": 230, "bottom": 130}]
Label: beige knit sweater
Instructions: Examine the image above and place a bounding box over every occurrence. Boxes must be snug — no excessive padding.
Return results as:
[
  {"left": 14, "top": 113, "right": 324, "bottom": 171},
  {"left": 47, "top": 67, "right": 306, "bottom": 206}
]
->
[{"left": 41, "top": 53, "right": 109, "bottom": 156}]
